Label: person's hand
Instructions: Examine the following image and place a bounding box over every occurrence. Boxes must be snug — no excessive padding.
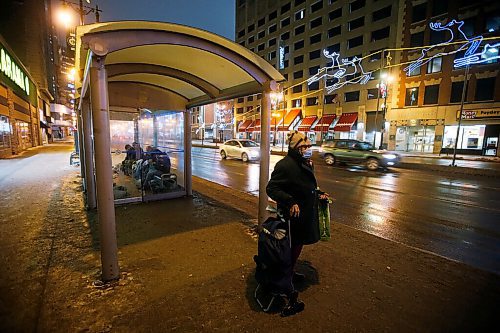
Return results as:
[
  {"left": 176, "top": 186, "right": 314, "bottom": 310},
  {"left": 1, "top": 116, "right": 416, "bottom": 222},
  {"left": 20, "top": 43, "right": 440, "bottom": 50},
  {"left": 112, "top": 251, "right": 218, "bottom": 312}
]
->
[
  {"left": 290, "top": 204, "right": 300, "bottom": 217},
  {"left": 319, "top": 193, "right": 329, "bottom": 200}
]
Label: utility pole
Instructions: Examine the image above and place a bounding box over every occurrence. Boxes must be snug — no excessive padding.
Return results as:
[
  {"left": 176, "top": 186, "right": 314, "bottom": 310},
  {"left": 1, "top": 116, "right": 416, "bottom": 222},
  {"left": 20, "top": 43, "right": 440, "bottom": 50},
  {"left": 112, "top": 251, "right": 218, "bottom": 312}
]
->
[{"left": 452, "top": 64, "right": 470, "bottom": 167}]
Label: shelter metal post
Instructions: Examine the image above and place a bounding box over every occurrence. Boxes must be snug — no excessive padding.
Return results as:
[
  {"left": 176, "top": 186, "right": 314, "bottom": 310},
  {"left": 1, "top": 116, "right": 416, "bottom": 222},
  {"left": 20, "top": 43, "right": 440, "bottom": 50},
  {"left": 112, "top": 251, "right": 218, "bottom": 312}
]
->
[
  {"left": 90, "top": 56, "right": 120, "bottom": 282},
  {"left": 76, "top": 107, "right": 85, "bottom": 177},
  {"left": 258, "top": 81, "right": 275, "bottom": 225},
  {"left": 81, "top": 97, "right": 96, "bottom": 209},
  {"left": 184, "top": 109, "right": 192, "bottom": 196}
]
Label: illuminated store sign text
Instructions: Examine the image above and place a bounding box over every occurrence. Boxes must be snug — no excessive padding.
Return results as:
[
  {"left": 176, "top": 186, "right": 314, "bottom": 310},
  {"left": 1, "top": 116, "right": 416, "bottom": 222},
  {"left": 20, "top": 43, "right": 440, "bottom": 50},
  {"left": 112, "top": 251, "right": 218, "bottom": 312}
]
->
[{"left": 0, "top": 47, "right": 30, "bottom": 96}]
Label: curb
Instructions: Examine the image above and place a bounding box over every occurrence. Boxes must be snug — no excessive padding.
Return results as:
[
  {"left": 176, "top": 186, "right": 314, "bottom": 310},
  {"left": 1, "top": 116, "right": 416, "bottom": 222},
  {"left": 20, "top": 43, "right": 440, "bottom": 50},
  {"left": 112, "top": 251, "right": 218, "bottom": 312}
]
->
[{"left": 397, "top": 162, "right": 500, "bottom": 177}]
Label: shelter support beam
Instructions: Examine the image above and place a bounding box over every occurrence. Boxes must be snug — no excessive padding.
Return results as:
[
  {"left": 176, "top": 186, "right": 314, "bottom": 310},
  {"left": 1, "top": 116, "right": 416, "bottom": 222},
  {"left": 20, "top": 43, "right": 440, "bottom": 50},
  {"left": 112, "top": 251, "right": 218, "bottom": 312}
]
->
[
  {"left": 258, "top": 81, "right": 275, "bottom": 225},
  {"left": 184, "top": 109, "right": 192, "bottom": 196},
  {"left": 81, "top": 97, "right": 96, "bottom": 209},
  {"left": 90, "top": 56, "right": 120, "bottom": 282},
  {"left": 76, "top": 108, "right": 85, "bottom": 176}
]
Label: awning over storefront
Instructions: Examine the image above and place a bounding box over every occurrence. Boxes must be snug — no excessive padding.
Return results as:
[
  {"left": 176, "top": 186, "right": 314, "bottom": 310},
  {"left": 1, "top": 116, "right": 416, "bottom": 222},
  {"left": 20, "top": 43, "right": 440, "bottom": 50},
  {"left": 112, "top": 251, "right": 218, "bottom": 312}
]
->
[
  {"left": 278, "top": 108, "right": 302, "bottom": 131},
  {"left": 333, "top": 112, "right": 358, "bottom": 132},
  {"left": 39, "top": 121, "right": 50, "bottom": 129},
  {"left": 245, "top": 120, "right": 256, "bottom": 132},
  {"left": 238, "top": 119, "right": 252, "bottom": 132},
  {"left": 253, "top": 119, "right": 261, "bottom": 132},
  {"left": 297, "top": 115, "right": 317, "bottom": 132},
  {"left": 313, "top": 114, "right": 336, "bottom": 132}
]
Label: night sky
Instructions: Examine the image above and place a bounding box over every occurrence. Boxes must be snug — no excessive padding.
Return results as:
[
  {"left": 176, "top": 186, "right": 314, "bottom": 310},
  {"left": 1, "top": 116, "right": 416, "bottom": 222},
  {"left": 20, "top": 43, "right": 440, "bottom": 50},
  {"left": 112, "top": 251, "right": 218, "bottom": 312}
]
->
[{"left": 95, "top": 0, "right": 236, "bottom": 40}]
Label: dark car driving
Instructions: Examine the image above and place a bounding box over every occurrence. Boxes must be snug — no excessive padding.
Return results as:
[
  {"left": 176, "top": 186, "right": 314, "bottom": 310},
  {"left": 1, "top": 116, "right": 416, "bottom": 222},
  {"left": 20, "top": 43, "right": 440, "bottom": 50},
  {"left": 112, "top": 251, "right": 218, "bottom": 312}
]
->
[{"left": 319, "top": 139, "right": 400, "bottom": 170}]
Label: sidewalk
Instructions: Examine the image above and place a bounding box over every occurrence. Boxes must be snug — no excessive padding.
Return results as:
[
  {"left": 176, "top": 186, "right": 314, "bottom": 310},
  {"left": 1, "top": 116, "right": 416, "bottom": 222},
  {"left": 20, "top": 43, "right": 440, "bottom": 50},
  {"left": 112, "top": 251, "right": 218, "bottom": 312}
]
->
[
  {"left": 192, "top": 139, "right": 500, "bottom": 177},
  {"left": 1, "top": 142, "right": 499, "bottom": 332}
]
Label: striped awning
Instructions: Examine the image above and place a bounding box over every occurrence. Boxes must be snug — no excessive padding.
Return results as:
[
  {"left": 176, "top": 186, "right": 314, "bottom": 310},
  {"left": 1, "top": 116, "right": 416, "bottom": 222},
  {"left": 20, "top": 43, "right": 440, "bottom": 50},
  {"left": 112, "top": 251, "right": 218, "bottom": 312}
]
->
[
  {"left": 253, "top": 119, "right": 261, "bottom": 132},
  {"left": 333, "top": 112, "right": 358, "bottom": 132},
  {"left": 297, "top": 116, "right": 317, "bottom": 132},
  {"left": 313, "top": 114, "right": 336, "bottom": 132},
  {"left": 278, "top": 108, "right": 302, "bottom": 131},
  {"left": 238, "top": 119, "right": 252, "bottom": 132},
  {"left": 245, "top": 120, "right": 256, "bottom": 132}
]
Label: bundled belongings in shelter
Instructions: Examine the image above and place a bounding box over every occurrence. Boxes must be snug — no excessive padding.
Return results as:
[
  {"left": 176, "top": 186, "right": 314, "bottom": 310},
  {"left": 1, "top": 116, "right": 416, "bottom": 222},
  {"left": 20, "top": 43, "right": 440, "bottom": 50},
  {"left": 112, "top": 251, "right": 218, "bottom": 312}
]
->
[{"left": 254, "top": 210, "right": 305, "bottom": 317}]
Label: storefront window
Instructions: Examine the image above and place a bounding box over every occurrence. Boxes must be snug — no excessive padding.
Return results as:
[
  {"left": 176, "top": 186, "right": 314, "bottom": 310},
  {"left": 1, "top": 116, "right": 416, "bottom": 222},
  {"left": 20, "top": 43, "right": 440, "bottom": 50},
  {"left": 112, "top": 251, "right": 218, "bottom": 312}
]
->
[
  {"left": 0, "top": 116, "right": 11, "bottom": 148},
  {"left": 443, "top": 125, "right": 485, "bottom": 150},
  {"left": 395, "top": 125, "right": 435, "bottom": 152}
]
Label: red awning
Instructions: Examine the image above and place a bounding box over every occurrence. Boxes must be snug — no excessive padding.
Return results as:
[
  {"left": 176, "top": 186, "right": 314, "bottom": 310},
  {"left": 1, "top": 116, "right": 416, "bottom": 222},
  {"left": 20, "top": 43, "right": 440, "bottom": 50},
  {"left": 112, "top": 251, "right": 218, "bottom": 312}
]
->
[
  {"left": 253, "top": 119, "right": 261, "bottom": 132},
  {"left": 333, "top": 112, "right": 358, "bottom": 132},
  {"left": 254, "top": 118, "right": 280, "bottom": 132},
  {"left": 245, "top": 120, "right": 256, "bottom": 132},
  {"left": 313, "top": 114, "right": 336, "bottom": 132},
  {"left": 297, "top": 116, "right": 318, "bottom": 132},
  {"left": 278, "top": 109, "right": 302, "bottom": 131},
  {"left": 238, "top": 119, "right": 252, "bottom": 132}
]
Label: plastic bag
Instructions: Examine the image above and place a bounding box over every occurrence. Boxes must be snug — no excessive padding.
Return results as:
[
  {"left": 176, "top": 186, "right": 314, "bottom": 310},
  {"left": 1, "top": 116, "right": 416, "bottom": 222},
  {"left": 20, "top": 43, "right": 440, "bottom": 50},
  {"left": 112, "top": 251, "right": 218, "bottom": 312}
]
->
[{"left": 318, "top": 199, "right": 331, "bottom": 241}]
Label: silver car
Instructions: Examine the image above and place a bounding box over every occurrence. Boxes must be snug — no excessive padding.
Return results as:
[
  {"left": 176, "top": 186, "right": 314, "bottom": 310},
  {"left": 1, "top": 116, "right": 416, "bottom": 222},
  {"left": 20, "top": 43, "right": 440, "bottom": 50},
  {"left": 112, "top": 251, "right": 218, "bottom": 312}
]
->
[{"left": 219, "top": 139, "right": 260, "bottom": 162}]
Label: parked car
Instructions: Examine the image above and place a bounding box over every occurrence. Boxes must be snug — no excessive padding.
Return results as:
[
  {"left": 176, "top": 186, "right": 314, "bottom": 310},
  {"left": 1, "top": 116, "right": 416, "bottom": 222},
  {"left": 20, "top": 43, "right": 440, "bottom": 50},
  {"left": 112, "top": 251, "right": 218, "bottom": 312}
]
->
[
  {"left": 319, "top": 139, "right": 400, "bottom": 170},
  {"left": 219, "top": 139, "right": 260, "bottom": 162}
]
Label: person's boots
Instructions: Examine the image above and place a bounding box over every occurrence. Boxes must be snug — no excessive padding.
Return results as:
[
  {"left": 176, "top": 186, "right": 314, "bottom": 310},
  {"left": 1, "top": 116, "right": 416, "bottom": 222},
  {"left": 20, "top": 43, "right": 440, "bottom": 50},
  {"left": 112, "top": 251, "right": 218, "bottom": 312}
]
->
[{"left": 281, "top": 290, "right": 305, "bottom": 317}]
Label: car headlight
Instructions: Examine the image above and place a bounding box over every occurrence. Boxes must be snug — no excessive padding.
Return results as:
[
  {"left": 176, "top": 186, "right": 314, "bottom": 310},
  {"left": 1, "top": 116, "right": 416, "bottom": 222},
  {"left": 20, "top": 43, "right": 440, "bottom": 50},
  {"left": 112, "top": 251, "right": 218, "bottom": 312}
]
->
[{"left": 382, "top": 153, "right": 397, "bottom": 160}]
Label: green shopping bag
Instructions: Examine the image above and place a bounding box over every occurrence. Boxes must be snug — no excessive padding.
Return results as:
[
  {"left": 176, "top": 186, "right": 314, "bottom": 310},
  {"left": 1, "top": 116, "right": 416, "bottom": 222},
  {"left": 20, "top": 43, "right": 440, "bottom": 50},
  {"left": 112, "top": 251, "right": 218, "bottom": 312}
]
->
[{"left": 318, "top": 198, "right": 331, "bottom": 241}]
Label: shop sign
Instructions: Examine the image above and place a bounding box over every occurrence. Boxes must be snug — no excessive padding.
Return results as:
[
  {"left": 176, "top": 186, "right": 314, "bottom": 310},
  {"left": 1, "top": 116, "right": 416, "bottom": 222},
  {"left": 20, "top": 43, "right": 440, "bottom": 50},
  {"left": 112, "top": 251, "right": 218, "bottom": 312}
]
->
[
  {"left": 0, "top": 47, "right": 30, "bottom": 96},
  {"left": 457, "top": 110, "right": 500, "bottom": 119}
]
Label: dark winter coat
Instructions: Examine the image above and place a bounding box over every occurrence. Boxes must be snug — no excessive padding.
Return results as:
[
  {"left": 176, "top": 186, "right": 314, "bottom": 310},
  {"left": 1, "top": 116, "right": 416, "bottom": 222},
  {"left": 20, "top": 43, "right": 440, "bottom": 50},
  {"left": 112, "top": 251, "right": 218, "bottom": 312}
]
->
[{"left": 266, "top": 149, "right": 320, "bottom": 245}]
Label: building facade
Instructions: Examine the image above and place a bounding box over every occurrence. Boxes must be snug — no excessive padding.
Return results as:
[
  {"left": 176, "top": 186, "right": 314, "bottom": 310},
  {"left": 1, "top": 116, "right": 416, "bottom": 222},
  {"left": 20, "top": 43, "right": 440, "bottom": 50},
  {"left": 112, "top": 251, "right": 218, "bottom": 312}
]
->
[
  {"left": 235, "top": 0, "right": 403, "bottom": 146},
  {"left": 387, "top": 0, "right": 500, "bottom": 156}
]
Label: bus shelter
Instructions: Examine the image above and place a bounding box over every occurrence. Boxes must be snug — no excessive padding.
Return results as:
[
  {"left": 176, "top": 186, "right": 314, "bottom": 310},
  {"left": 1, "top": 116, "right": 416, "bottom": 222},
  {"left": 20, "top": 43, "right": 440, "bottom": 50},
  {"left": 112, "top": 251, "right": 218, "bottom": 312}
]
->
[{"left": 74, "top": 21, "right": 284, "bottom": 281}]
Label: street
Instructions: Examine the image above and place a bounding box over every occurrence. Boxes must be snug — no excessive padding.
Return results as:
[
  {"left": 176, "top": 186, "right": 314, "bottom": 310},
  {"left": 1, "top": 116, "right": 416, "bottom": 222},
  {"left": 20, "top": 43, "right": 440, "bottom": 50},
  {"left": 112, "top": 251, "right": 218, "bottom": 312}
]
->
[{"left": 189, "top": 147, "right": 500, "bottom": 274}]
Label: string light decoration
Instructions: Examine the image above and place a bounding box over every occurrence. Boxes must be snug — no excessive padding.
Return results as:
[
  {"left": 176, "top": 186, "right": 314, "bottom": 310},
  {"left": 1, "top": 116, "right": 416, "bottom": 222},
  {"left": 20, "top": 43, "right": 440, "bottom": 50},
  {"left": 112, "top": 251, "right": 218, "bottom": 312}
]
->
[
  {"left": 404, "top": 19, "right": 485, "bottom": 75},
  {"left": 307, "top": 50, "right": 372, "bottom": 93},
  {"left": 454, "top": 42, "right": 500, "bottom": 68}
]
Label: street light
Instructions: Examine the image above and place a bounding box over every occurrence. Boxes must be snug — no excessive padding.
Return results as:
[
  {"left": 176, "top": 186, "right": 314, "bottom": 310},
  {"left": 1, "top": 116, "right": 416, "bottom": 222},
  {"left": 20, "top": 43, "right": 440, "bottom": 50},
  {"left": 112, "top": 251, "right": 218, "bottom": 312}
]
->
[
  {"left": 373, "top": 72, "right": 393, "bottom": 149},
  {"left": 270, "top": 90, "right": 284, "bottom": 149},
  {"left": 271, "top": 111, "right": 281, "bottom": 146},
  {"left": 58, "top": 0, "right": 101, "bottom": 26}
]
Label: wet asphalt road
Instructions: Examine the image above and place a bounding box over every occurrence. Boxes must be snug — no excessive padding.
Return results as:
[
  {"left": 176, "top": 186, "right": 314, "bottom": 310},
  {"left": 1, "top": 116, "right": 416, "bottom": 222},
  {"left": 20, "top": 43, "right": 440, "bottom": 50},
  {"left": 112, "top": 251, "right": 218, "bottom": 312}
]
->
[{"left": 186, "top": 147, "right": 500, "bottom": 275}]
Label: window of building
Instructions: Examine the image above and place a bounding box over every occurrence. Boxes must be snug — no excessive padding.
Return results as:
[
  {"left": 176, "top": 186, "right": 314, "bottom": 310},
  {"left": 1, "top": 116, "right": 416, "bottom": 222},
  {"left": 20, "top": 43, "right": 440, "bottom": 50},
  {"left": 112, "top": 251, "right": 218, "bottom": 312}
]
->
[
  {"left": 349, "top": 17, "right": 365, "bottom": 31},
  {"left": 281, "top": 32, "right": 290, "bottom": 41},
  {"left": 370, "top": 49, "right": 382, "bottom": 62},
  {"left": 257, "top": 94, "right": 262, "bottom": 99},
  {"left": 450, "top": 81, "right": 465, "bottom": 103},
  {"left": 431, "top": 1, "right": 447, "bottom": 17},
  {"left": 373, "top": 5, "right": 392, "bottom": 22},
  {"left": 462, "top": 18, "right": 475, "bottom": 37},
  {"left": 237, "top": 29, "right": 245, "bottom": 38},
  {"left": 294, "top": 40, "right": 305, "bottom": 50},
  {"left": 257, "top": 43, "right": 265, "bottom": 51},
  {"left": 295, "top": 25, "right": 305, "bottom": 35},
  {"left": 247, "top": 95, "right": 254, "bottom": 101},
  {"left": 292, "top": 85, "right": 303, "bottom": 93},
  {"left": 293, "top": 70, "right": 303, "bottom": 79},
  {"left": 310, "top": 33, "right": 322, "bottom": 44},
  {"left": 237, "top": 107, "right": 244, "bottom": 114},
  {"left": 475, "top": 77, "right": 496, "bottom": 101},
  {"left": 410, "top": 32, "right": 424, "bottom": 47},
  {"left": 294, "top": 55, "right": 304, "bottom": 64},
  {"left": 309, "top": 49, "right": 321, "bottom": 60},
  {"left": 269, "top": 24, "right": 277, "bottom": 34},
  {"left": 371, "top": 26, "right": 390, "bottom": 41},
  {"left": 329, "top": 8, "right": 342, "bottom": 21},
  {"left": 326, "top": 43, "right": 340, "bottom": 54},
  {"left": 239, "top": 41, "right": 245, "bottom": 46},
  {"left": 328, "top": 0, "right": 338, "bottom": 4},
  {"left": 485, "top": 15, "right": 500, "bottom": 32},
  {"left": 237, "top": 97, "right": 244, "bottom": 103},
  {"left": 326, "top": 78, "right": 338, "bottom": 86},
  {"left": 246, "top": 106, "right": 254, "bottom": 112},
  {"left": 269, "top": 10, "right": 278, "bottom": 21},
  {"left": 295, "top": 0, "right": 305, "bottom": 5},
  {"left": 345, "top": 91, "right": 360, "bottom": 102},
  {"left": 258, "top": 30, "right": 265, "bottom": 39},
  {"left": 325, "top": 94, "right": 338, "bottom": 104},
  {"left": 258, "top": 18, "right": 265, "bottom": 27},
  {"left": 281, "top": 17, "right": 291, "bottom": 28},
  {"left": 367, "top": 88, "right": 379, "bottom": 99},
  {"left": 327, "top": 25, "right": 341, "bottom": 38},
  {"left": 412, "top": 3, "right": 427, "bottom": 23},
  {"left": 306, "top": 97, "right": 318, "bottom": 106},
  {"left": 283, "top": 61, "right": 289, "bottom": 69},
  {"left": 424, "top": 84, "right": 440, "bottom": 104},
  {"left": 310, "top": 17, "right": 323, "bottom": 29},
  {"left": 348, "top": 35, "right": 363, "bottom": 49},
  {"left": 350, "top": 0, "right": 365, "bottom": 12},
  {"left": 408, "top": 66, "right": 421, "bottom": 77},
  {"left": 405, "top": 87, "right": 419, "bottom": 106},
  {"left": 311, "top": 1, "right": 323, "bottom": 13},
  {"left": 248, "top": 24, "right": 255, "bottom": 33},
  {"left": 269, "top": 38, "right": 277, "bottom": 47},
  {"left": 281, "top": 2, "right": 291, "bottom": 14},
  {"left": 248, "top": 36, "right": 255, "bottom": 44},
  {"left": 309, "top": 65, "right": 320, "bottom": 76},
  {"left": 430, "top": 29, "right": 446, "bottom": 44},
  {"left": 292, "top": 98, "right": 302, "bottom": 107},
  {"left": 426, "top": 57, "right": 442, "bottom": 73},
  {"left": 268, "top": 51, "right": 277, "bottom": 60},
  {"left": 295, "top": 9, "right": 305, "bottom": 21},
  {"left": 308, "top": 81, "right": 319, "bottom": 91}
]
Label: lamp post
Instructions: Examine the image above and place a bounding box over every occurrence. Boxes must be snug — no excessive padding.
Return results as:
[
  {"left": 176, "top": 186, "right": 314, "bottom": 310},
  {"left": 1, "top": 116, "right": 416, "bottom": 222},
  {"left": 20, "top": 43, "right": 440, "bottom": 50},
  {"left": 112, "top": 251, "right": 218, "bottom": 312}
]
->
[
  {"left": 59, "top": 0, "right": 101, "bottom": 25},
  {"left": 451, "top": 64, "right": 470, "bottom": 167},
  {"left": 270, "top": 90, "right": 284, "bottom": 149},
  {"left": 373, "top": 72, "right": 392, "bottom": 149},
  {"left": 271, "top": 111, "right": 281, "bottom": 146}
]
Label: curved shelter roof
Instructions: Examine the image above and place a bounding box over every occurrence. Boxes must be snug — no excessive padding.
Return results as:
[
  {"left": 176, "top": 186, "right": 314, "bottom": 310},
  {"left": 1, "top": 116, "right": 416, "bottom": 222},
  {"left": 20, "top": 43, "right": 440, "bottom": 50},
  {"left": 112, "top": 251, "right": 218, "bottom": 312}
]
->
[{"left": 75, "top": 21, "right": 284, "bottom": 110}]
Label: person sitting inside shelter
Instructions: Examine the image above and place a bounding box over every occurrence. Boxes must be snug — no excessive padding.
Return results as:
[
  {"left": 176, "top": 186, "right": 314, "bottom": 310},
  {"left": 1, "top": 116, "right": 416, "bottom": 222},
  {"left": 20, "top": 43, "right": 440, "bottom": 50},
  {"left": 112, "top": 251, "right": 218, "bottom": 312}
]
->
[{"left": 144, "top": 146, "right": 171, "bottom": 189}]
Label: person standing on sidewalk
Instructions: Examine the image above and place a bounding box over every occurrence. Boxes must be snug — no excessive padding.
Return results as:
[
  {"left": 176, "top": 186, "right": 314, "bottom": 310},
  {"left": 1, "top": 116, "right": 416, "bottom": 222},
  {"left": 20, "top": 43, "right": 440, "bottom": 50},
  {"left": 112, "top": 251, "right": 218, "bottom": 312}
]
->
[{"left": 266, "top": 130, "right": 329, "bottom": 286}]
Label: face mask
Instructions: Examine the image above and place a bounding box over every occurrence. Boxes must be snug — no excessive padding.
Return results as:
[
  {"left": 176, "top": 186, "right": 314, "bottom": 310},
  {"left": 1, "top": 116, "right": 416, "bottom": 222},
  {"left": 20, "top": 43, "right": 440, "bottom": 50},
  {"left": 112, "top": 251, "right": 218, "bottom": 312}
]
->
[{"left": 302, "top": 148, "right": 313, "bottom": 159}]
